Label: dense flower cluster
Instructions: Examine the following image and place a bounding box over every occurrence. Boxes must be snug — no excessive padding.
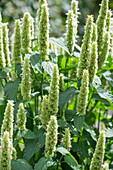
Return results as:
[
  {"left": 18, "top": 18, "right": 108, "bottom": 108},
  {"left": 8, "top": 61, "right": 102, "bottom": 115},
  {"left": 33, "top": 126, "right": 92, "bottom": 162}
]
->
[
  {"left": 45, "top": 116, "right": 58, "bottom": 158},
  {"left": 77, "top": 69, "right": 89, "bottom": 115},
  {"left": 77, "top": 15, "right": 93, "bottom": 78},
  {"left": 13, "top": 19, "right": 22, "bottom": 65},
  {"left": 16, "top": 103, "right": 26, "bottom": 130},
  {"left": 21, "top": 57, "right": 31, "bottom": 101},
  {"left": 90, "top": 131, "right": 105, "bottom": 170}
]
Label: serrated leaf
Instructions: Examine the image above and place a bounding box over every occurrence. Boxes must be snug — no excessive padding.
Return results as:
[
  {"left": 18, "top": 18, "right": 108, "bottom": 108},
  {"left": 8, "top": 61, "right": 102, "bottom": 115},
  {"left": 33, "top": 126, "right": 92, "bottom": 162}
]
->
[
  {"left": 58, "top": 119, "right": 68, "bottom": 128},
  {"left": 34, "top": 157, "right": 56, "bottom": 170},
  {"left": 105, "top": 128, "right": 113, "bottom": 138},
  {"left": 102, "top": 70, "right": 113, "bottom": 87},
  {"left": 83, "top": 123, "right": 97, "bottom": 141},
  {"left": 64, "top": 155, "right": 78, "bottom": 170},
  {"left": 59, "top": 87, "right": 78, "bottom": 113},
  {"left": 11, "top": 159, "right": 32, "bottom": 170},
  {"left": 97, "top": 86, "right": 113, "bottom": 103},
  {"left": 24, "top": 129, "right": 45, "bottom": 161},
  {"left": 0, "top": 68, "right": 9, "bottom": 78},
  {"left": 22, "top": 129, "right": 37, "bottom": 139},
  {"left": 42, "top": 61, "right": 54, "bottom": 76},
  {"left": 72, "top": 140, "right": 89, "bottom": 160},
  {"left": 30, "top": 52, "right": 42, "bottom": 72},
  {"left": 74, "top": 114, "right": 85, "bottom": 131},
  {"left": 49, "top": 38, "right": 70, "bottom": 55},
  {"left": 93, "top": 93, "right": 110, "bottom": 105},
  {"left": 49, "top": 50, "right": 57, "bottom": 63},
  {"left": 56, "top": 147, "right": 69, "bottom": 155},
  {"left": 65, "top": 109, "right": 76, "bottom": 122},
  {"left": 4, "top": 78, "right": 20, "bottom": 101},
  {"left": 16, "top": 64, "right": 22, "bottom": 75}
]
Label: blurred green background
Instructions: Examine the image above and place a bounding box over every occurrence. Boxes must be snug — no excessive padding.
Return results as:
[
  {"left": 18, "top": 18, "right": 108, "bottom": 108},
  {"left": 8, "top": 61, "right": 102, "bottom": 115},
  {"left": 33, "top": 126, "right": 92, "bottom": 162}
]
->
[{"left": 0, "top": 0, "right": 113, "bottom": 44}]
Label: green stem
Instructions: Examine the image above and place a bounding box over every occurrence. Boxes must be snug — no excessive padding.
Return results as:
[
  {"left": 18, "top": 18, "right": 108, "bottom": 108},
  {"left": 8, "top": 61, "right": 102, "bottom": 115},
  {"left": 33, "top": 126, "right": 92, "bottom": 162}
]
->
[{"left": 57, "top": 155, "right": 63, "bottom": 166}]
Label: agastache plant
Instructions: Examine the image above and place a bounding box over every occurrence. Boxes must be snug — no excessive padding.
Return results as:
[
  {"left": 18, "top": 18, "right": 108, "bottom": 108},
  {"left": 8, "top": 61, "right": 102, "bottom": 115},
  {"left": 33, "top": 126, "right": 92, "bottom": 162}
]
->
[
  {"left": 1, "top": 100, "right": 14, "bottom": 141},
  {"left": 37, "top": 0, "right": 47, "bottom": 27},
  {"left": 96, "top": 0, "right": 109, "bottom": 69},
  {"left": 48, "top": 64, "right": 59, "bottom": 118},
  {"left": 89, "top": 24, "right": 98, "bottom": 83},
  {"left": 77, "top": 15, "right": 93, "bottom": 78},
  {"left": 63, "top": 128, "right": 71, "bottom": 151},
  {"left": 106, "top": 10, "right": 111, "bottom": 32},
  {"left": 90, "top": 131, "right": 105, "bottom": 170},
  {"left": 0, "top": 18, "right": 5, "bottom": 69},
  {"left": 13, "top": 19, "right": 22, "bottom": 65},
  {"left": 71, "top": 0, "right": 78, "bottom": 37},
  {"left": 89, "top": 42, "right": 98, "bottom": 83},
  {"left": 65, "top": 10, "right": 75, "bottom": 55},
  {"left": 77, "top": 69, "right": 89, "bottom": 115},
  {"left": 59, "top": 73, "right": 64, "bottom": 92},
  {"left": 30, "top": 16, "right": 34, "bottom": 48},
  {"left": 16, "top": 103, "right": 26, "bottom": 130},
  {"left": 40, "top": 95, "right": 49, "bottom": 130},
  {"left": 38, "top": 3, "right": 49, "bottom": 60},
  {"left": 98, "top": 31, "right": 110, "bottom": 69},
  {"left": 45, "top": 116, "right": 58, "bottom": 158},
  {"left": 2, "top": 23, "right": 10, "bottom": 67},
  {"left": 22, "top": 12, "right": 31, "bottom": 55},
  {"left": 0, "top": 131, "right": 11, "bottom": 170},
  {"left": 92, "top": 23, "right": 97, "bottom": 42},
  {"left": 21, "top": 57, "right": 31, "bottom": 101}
]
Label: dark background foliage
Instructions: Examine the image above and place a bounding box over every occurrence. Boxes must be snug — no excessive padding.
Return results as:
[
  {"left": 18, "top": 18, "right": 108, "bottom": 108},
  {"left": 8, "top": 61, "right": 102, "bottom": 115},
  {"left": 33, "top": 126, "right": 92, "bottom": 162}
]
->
[{"left": 0, "top": 0, "right": 113, "bottom": 44}]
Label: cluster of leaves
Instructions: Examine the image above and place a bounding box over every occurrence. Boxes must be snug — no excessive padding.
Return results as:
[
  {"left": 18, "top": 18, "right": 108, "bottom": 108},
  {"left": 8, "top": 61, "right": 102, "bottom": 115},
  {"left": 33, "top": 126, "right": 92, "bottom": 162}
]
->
[{"left": 0, "top": 0, "right": 113, "bottom": 170}]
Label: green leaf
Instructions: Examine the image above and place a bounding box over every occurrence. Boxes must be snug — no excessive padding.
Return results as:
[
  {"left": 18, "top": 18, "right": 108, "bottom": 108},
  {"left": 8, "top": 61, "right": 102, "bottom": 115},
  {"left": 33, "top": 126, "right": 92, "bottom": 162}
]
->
[
  {"left": 58, "top": 119, "right": 68, "bottom": 128},
  {"left": 93, "top": 93, "right": 110, "bottom": 105},
  {"left": 0, "top": 98, "right": 5, "bottom": 105},
  {"left": 74, "top": 114, "right": 85, "bottom": 131},
  {"left": 56, "top": 147, "right": 69, "bottom": 155},
  {"left": 105, "top": 128, "right": 113, "bottom": 138},
  {"left": 22, "top": 129, "right": 37, "bottom": 139},
  {"left": 72, "top": 140, "right": 89, "bottom": 160},
  {"left": 34, "top": 157, "right": 56, "bottom": 170},
  {"left": 0, "top": 68, "right": 9, "bottom": 78},
  {"left": 65, "top": 109, "right": 76, "bottom": 122},
  {"left": 11, "top": 159, "right": 33, "bottom": 170},
  {"left": 24, "top": 128, "right": 45, "bottom": 161},
  {"left": 16, "top": 64, "right": 22, "bottom": 75},
  {"left": 64, "top": 155, "right": 78, "bottom": 170},
  {"left": 74, "top": 43, "right": 81, "bottom": 52},
  {"left": 31, "top": 92, "right": 40, "bottom": 99},
  {"left": 49, "top": 38, "right": 70, "bottom": 55},
  {"left": 102, "top": 70, "right": 113, "bottom": 87},
  {"left": 83, "top": 123, "right": 97, "bottom": 141},
  {"left": 59, "top": 87, "right": 78, "bottom": 113},
  {"left": 42, "top": 61, "right": 54, "bottom": 76},
  {"left": 4, "top": 78, "right": 20, "bottom": 101},
  {"left": 97, "top": 86, "right": 113, "bottom": 103},
  {"left": 30, "top": 52, "right": 42, "bottom": 72},
  {"left": 49, "top": 50, "right": 57, "bottom": 63}
]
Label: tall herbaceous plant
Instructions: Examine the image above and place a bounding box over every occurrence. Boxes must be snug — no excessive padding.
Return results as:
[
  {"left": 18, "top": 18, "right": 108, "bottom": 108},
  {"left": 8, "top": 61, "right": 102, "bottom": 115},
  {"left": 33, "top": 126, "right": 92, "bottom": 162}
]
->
[{"left": 0, "top": 0, "right": 112, "bottom": 169}]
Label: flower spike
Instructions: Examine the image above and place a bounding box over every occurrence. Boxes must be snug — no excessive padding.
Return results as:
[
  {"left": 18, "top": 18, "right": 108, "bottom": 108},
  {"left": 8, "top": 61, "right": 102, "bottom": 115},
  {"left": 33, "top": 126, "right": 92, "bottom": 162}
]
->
[
  {"left": 77, "top": 15, "right": 93, "bottom": 78},
  {"left": 90, "top": 131, "right": 105, "bottom": 170},
  {"left": 13, "top": 19, "right": 22, "bottom": 65},
  {"left": 2, "top": 23, "right": 10, "bottom": 67},
  {"left": 16, "top": 103, "right": 26, "bottom": 130},
  {"left": 77, "top": 70, "right": 89, "bottom": 115},
  {"left": 38, "top": 3, "right": 49, "bottom": 60},
  {"left": 45, "top": 116, "right": 58, "bottom": 158},
  {"left": 21, "top": 57, "right": 31, "bottom": 101}
]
